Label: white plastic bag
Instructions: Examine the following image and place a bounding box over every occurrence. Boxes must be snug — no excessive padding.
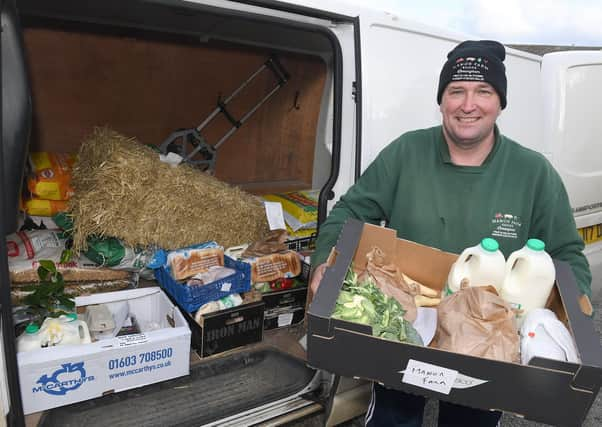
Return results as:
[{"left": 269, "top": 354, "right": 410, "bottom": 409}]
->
[{"left": 520, "top": 308, "right": 579, "bottom": 364}]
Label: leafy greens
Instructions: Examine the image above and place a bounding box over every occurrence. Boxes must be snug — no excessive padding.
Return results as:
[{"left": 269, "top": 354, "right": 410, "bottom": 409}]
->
[{"left": 332, "top": 267, "right": 423, "bottom": 346}]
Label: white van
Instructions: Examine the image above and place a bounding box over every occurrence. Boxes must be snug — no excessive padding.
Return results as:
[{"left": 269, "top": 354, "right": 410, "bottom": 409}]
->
[{"left": 1, "top": 0, "right": 601, "bottom": 425}]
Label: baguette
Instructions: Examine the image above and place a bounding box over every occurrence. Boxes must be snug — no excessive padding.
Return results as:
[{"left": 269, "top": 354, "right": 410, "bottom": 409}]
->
[
  {"left": 11, "top": 267, "right": 131, "bottom": 284},
  {"left": 415, "top": 294, "right": 441, "bottom": 307},
  {"left": 401, "top": 272, "right": 439, "bottom": 298}
]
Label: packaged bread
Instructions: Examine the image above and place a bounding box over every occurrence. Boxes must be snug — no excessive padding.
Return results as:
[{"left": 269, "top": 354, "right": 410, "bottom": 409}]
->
[
  {"left": 167, "top": 246, "right": 224, "bottom": 281},
  {"left": 246, "top": 251, "right": 301, "bottom": 283}
]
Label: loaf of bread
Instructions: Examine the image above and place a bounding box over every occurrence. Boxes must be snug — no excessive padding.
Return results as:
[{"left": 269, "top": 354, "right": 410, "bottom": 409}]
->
[
  {"left": 247, "top": 251, "right": 301, "bottom": 283},
  {"left": 168, "top": 247, "right": 224, "bottom": 281}
]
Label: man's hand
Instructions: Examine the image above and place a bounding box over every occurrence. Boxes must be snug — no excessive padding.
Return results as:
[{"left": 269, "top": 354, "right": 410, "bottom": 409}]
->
[{"left": 309, "top": 263, "right": 328, "bottom": 296}]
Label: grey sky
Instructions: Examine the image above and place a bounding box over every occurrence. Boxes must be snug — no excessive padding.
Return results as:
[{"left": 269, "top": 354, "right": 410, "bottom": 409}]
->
[{"left": 346, "top": 0, "right": 602, "bottom": 46}]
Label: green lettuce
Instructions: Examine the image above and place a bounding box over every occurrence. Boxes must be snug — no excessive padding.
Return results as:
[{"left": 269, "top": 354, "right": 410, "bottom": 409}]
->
[{"left": 332, "top": 266, "right": 423, "bottom": 346}]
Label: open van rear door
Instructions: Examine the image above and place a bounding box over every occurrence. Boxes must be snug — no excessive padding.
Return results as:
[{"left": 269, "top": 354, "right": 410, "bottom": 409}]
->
[{"left": 541, "top": 50, "right": 602, "bottom": 297}]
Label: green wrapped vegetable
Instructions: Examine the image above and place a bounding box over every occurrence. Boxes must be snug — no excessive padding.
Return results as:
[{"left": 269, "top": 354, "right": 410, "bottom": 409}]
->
[{"left": 332, "top": 267, "right": 423, "bottom": 346}]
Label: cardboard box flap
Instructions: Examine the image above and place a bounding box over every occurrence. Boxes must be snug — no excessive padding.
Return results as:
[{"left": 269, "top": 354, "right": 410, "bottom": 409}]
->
[
  {"left": 528, "top": 356, "right": 580, "bottom": 373},
  {"left": 75, "top": 287, "right": 161, "bottom": 305},
  {"left": 554, "top": 260, "right": 602, "bottom": 391},
  {"left": 308, "top": 219, "right": 364, "bottom": 333},
  {"left": 352, "top": 222, "right": 398, "bottom": 269},
  {"left": 555, "top": 260, "right": 602, "bottom": 367},
  {"left": 391, "top": 238, "right": 457, "bottom": 292},
  {"left": 350, "top": 222, "right": 456, "bottom": 291}
]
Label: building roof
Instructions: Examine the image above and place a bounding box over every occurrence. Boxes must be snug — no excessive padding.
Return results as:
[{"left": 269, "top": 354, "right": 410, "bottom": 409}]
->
[{"left": 508, "top": 44, "right": 602, "bottom": 56}]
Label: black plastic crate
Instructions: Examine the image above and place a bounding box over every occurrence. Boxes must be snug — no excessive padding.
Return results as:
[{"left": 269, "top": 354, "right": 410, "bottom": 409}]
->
[
  {"left": 286, "top": 233, "right": 317, "bottom": 252},
  {"left": 262, "top": 286, "right": 308, "bottom": 330}
]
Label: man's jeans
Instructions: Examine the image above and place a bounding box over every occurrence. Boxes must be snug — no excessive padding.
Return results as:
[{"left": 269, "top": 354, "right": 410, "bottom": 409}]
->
[{"left": 365, "top": 383, "right": 502, "bottom": 427}]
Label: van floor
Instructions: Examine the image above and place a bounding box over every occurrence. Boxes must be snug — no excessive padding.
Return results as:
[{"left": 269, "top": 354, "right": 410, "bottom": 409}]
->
[{"left": 38, "top": 347, "right": 317, "bottom": 427}]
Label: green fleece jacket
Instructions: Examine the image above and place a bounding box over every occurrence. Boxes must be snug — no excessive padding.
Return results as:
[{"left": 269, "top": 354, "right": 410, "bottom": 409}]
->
[{"left": 314, "top": 125, "right": 591, "bottom": 296}]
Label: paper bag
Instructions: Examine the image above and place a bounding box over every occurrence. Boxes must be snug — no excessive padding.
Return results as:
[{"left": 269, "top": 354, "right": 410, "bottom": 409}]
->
[
  {"left": 241, "top": 229, "right": 288, "bottom": 258},
  {"left": 358, "top": 246, "right": 417, "bottom": 322},
  {"left": 434, "top": 285, "right": 519, "bottom": 362}
]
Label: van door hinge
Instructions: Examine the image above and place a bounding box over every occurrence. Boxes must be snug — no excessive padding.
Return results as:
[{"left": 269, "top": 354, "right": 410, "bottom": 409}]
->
[{"left": 352, "top": 81, "right": 357, "bottom": 102}]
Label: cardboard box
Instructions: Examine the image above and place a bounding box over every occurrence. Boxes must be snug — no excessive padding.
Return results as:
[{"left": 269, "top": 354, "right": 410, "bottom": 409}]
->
[
  {"left": 307, "top": 219, "right": 602, "bottom": 427},
  {"left": 263, "top": 286, "right": 308, "bottom": 330},
  {"left": 17, "top": 287, "right": 191, "bottom": 415},
  {"left": 183, "top": 300, "right": 265, "bottom": 358}
]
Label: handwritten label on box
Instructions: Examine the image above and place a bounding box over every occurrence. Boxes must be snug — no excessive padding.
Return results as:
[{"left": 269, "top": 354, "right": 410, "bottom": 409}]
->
[{"left": 402, "top": 359, "right": 458, "bottom": 395}]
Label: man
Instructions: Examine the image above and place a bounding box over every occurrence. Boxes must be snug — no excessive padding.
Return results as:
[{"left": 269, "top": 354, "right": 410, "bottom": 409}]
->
[{"left": 309, "top": 40, "right": 591, "bottom": 427}]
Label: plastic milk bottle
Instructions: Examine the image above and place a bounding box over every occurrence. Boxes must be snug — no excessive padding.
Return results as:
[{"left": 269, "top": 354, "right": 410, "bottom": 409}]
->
[
  {"left": 39, "top": 313, "right": 92, "bottom": 346},
  {"left": 17, "top": 324, "right": 44, "bottom": 352},
  {"left": 446, "top": 237, "right": 506, "bottom": 295},
  {"left": 500, "top": 238, "right": 556, "bottom": 326}
]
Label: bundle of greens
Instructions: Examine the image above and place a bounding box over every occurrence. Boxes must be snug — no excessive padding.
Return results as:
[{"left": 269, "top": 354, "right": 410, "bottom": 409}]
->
[{"left": 332, "top": 267, "right": 423, "bottom": 345}]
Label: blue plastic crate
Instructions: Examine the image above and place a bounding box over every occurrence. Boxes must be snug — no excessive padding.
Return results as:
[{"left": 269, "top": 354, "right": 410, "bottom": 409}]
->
[{"left": 154, "top": 255, "right": 251, "bottom": 313}]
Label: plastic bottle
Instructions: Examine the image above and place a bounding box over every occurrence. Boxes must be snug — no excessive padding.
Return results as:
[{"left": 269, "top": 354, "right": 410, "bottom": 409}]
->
[
  {"left": 446, "top": 237, "right": 506, "bottom": 294},
  {"left": 194, "top": 293, "right": 244, "bottom": 323},
  {"left": 39, "top": 313, "right": 92, "bottom": 347},
  {"left": 500, "top": 238, "right": 556, "bottom": 326},
  {"left": 17, "top": 324, "right": 43, "bottom": 353},
  {"left": 217, "top": 293, "right": 243, "bottom": 310},
  {"left": 61, "top": 313, "right": 92, "bottom": 345}
]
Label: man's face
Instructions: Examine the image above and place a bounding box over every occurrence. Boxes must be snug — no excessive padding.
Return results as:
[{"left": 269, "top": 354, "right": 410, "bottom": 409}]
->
[{"left": 440, "top": 81, "right": 501, "bottom": 149}]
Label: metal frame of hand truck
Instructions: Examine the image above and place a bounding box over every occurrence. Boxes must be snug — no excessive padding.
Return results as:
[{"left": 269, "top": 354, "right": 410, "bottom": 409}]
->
[{"left": 159, "top": 54, "right": 290, "bottom": 172}]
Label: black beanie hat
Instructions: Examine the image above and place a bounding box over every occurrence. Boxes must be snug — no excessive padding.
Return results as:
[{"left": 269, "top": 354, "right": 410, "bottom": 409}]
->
[{"left": 437, "top": 40, "right": 507, "bottom": 109}]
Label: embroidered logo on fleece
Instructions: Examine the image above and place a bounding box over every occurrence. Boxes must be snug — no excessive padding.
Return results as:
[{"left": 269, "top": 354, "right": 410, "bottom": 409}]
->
[{"left": 491, "top": 212, "right": 522, "bottom": 240}]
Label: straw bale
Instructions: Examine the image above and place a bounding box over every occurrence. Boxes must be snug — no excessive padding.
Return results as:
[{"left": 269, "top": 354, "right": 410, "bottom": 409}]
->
[{"left": 69, "top": 127, "right": 269, "bottom": 251}]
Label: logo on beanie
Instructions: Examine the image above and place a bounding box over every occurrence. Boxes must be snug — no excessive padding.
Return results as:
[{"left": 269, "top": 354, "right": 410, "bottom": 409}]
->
[
  {"left": 437, "top": 40, "right": 507, "bottom": 108},
  {"left": 451, "top": 57, "right": 490, "bottom": 82}
]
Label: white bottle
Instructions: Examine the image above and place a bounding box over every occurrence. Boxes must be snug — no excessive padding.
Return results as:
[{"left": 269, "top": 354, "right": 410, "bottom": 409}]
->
[
  {"left": 17, "top": 324, "right": 43, "bottom": 353},
  {"left": 39, "top": 313, "right": 92, "bottom": 346},
  {"left": 217, "top": 293, "right": 243, "bottom": 310},
  {"left": 446, "top": 238, "right": 506, "bottom": 294},
  {"left": 500, "top": 239, "right": 556, "bottom": 326}
]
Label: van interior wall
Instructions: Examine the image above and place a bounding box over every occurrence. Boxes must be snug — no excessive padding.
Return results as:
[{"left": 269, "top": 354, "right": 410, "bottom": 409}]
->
[{"left": 23, "top": 25, "right": 327, "bottom": 194}]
